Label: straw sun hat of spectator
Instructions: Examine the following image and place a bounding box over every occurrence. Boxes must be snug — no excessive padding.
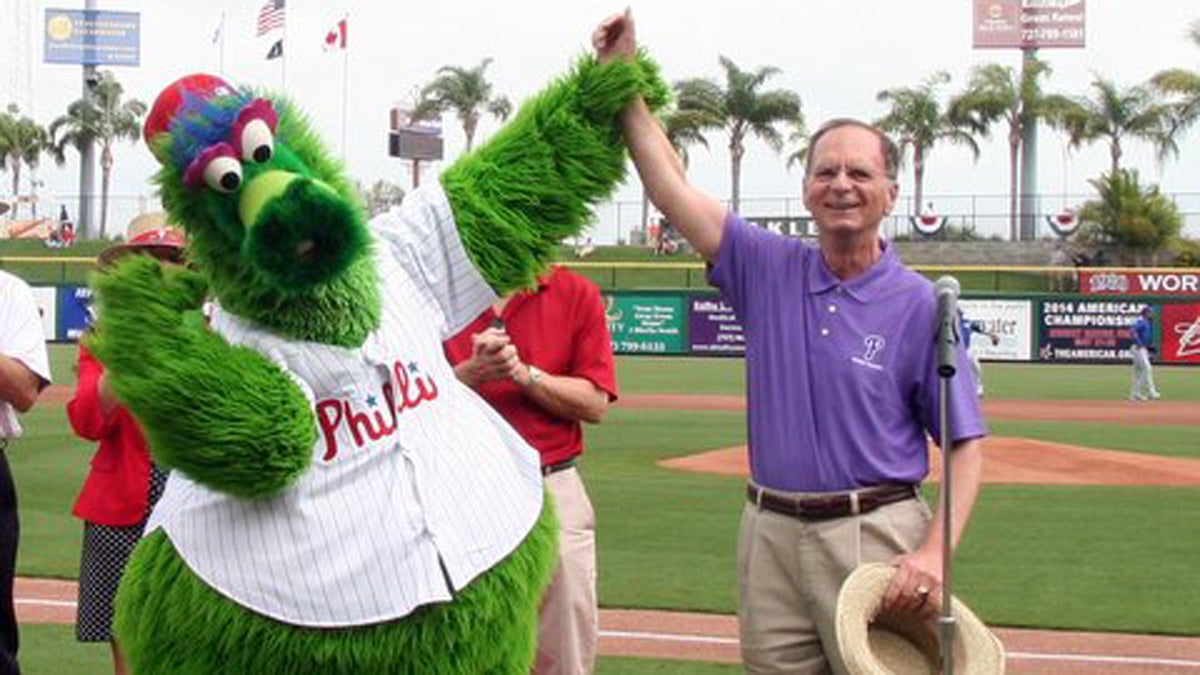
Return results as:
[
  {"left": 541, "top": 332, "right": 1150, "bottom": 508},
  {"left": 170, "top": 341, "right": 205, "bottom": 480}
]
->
[
  {"left": 98, "top": 212, "right": 187, "bottom": 267},
  {"left": 835, "top": 563, "right": 1005, "bottom": 674}
]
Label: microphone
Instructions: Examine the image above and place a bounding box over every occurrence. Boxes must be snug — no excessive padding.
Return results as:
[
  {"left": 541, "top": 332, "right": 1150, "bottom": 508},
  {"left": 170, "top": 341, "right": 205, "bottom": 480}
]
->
[{"left": 935, "top": 276, "right": 960, "bottom": 378}]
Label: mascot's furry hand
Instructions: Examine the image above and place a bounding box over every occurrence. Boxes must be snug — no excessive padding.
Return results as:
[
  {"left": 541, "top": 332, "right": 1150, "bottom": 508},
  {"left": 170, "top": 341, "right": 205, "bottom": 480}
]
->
[
  {"left": 90, "top": 255, "right": 315, "bottom": 499},
  {"left": 92, "top": 52, "right": 667, "bottom": 675}
]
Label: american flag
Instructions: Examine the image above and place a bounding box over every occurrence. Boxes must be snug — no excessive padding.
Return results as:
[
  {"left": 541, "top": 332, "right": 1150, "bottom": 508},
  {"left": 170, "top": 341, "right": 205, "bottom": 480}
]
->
[{"left": 256, "top": 0, "right": 286, "bottom": 36}]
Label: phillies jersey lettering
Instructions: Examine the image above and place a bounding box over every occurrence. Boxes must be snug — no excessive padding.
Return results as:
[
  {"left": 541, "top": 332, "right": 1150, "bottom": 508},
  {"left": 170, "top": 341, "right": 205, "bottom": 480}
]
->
[{"left": 316, "top": 360, "right": 440, "bottom": 461}]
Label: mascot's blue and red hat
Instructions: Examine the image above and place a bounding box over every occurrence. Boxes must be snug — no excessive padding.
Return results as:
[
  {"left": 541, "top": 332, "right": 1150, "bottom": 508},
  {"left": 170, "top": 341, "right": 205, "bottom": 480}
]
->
[
  {"left": 143, "top": 74, "right": 237, "bottom": 161},
  {"left": 143, "top": 73, "right": 279, "bottom": 188}
]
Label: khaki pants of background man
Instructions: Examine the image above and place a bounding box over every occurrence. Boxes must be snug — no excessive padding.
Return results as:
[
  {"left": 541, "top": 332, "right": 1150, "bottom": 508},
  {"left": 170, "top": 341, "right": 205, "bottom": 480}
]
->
[
  {"left": 533, "top": 467, "right": 598, "bottom": 675},
  {"left": 738, "top": 488, "right": 932, "bottom": 675}
]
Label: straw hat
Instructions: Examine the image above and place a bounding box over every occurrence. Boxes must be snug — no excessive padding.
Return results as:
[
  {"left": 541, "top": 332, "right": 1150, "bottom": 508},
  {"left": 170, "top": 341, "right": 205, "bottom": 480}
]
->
[
  {"left": 98, "top": 212, "right": 186, "bottom": 266},
  {"left": 835, "top": 563, "right": 1005, "bottom": 675}
]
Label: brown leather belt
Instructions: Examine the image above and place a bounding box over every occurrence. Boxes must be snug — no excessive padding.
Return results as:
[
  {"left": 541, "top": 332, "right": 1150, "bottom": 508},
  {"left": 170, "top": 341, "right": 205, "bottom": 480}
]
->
[
  {"left": 542, "top": 458, "right": 577, "bottom": 477},
  {"left": 747, "top": 483, "right": 918, "bottom": 521}
]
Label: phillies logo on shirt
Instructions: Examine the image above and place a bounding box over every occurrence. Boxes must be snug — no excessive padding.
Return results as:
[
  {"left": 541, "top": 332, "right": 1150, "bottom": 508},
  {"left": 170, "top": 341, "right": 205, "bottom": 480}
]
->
[
  {"left": 315, "top": 359, "right": 439, "bottom": 461},
  {"left": 851, "top": 334, "right": 886, "bottom": 371}
]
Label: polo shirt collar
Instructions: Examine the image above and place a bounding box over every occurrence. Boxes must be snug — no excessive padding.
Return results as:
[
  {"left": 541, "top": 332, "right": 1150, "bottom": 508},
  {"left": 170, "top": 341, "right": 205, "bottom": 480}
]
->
[
  {"left": 808, "top": 240, "right": 899, "bottom": 302},
  {"left": 499, "top": 267, "right": 555, "bottom": 319}
]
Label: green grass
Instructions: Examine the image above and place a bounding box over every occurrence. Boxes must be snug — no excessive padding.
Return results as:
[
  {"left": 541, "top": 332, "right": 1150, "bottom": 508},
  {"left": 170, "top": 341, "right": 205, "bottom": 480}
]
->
[
  {"left": 981, "top": 363, "right": 1200, "bottom": 400},
  {"left": 990, "top": 419, "right": 1200, "bottom": 458},
  {"left": 586, "top": 410, "right": 746, "bottom": 613},
  {"left": 956, "top": 485, "right": 1200, "bottom": 635},
  {"left": 18, "top": 624, "right": 739, "bottom": 675},
  {"left": 596, "top": 657, "right": 740, "bottom": 674},
  {"left": 19, "top": 625, "right": 109, "bottom": 673}
]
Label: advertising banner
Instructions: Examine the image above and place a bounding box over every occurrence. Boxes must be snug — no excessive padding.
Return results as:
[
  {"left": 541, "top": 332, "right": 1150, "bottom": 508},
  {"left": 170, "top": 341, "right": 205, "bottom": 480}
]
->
[
  {"left": 1079, "top": 270, "right": 1200, "bottom": 297},
  {"left": 604, "top": 294, "right": 686, "bottom": 355},
  {"left": 30, "top": 287, "right": 57, "bottom": 342},
  {"left": 688, "top": 296, "right": 744, "bottom": 355},
  {"left": 1160, "top": 303, "right": 1200, "bottom": 364},
  {"left": 1038, "top": 299, "right": 1146, "bottom": 363},
  {"left": 44, "top": 9, "right": 140, "bottom": 66},
  {"left": 974, "top": 0, "right": 1085, "bottom": 49},
  {"left": 960, "top": 299, "right": 1032, "bottom": 361},
  {"left": 57, "top": 285, "right": 93, "bottom": 342}
]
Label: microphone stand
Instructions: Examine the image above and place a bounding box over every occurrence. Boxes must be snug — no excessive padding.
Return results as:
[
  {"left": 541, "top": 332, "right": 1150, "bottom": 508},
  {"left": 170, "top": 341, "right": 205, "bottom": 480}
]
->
[{"left": 935, "top": 277, "right": 960, "bottom": 675}]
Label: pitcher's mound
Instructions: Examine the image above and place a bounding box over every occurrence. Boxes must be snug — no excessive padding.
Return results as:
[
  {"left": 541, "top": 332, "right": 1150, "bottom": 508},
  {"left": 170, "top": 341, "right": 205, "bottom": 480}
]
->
[{"left": 659, "top": 437, "right": 1200, "bottom": 486}]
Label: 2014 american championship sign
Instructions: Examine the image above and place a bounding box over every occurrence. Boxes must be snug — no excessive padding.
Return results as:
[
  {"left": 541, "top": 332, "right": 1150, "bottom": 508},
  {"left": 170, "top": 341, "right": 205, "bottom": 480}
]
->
[{"left": 1079, "top": 271, "right": 1200, "bottom": 296}]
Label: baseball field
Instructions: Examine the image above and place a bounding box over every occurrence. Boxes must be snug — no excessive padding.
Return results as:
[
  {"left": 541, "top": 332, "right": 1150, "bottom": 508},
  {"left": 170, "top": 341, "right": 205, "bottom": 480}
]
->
[{"left": 8, "top": 346, "right": 1200, "bottom": 672}]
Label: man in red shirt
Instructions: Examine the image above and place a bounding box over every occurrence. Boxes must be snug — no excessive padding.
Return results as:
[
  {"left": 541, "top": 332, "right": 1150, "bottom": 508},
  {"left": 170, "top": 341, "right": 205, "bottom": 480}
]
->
[{"left": 444, "top": 266, "right": 617, "bottom": 675}]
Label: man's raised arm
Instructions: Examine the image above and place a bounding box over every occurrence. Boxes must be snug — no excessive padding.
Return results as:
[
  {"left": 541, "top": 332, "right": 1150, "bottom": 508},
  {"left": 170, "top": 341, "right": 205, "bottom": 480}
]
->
[{"left": 594, "top": 10, "right": 727, "bottom": 261}]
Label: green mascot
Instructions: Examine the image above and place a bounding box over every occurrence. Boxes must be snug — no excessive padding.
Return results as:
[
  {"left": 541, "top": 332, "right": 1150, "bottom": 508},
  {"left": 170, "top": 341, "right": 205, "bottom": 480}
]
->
[{"left": 88, "top": 52, "right": 665, "bottom": 674}]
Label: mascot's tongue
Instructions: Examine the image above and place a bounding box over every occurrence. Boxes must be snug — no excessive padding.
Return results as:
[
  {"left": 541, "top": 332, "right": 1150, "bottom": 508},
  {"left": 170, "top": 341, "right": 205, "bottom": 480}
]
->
[
  {"left": 241, "top": 174, "right": 369, "bottom": 290},
  {"left": 296, "top": 239, "right": 317, "bottom": 262}
]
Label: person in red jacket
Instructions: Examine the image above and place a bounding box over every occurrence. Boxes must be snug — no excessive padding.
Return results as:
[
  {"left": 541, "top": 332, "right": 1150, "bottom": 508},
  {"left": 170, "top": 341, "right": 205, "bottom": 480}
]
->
[{"left": 67, "top": 215, "right": 185, "bottom": 675}]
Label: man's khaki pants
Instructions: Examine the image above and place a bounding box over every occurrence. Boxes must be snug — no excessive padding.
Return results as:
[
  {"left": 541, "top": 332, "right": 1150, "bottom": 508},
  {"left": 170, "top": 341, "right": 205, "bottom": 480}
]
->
[
  {"left": 738, "top": 489, "right": 932, "bottom": 675},
  {"left": 533, "top": 467, "right": 598, "bottom": 675}
]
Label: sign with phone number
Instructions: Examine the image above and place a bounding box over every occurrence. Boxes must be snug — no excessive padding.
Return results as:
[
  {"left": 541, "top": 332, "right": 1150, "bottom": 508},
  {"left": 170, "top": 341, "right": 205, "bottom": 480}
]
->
[{"left": 604, "top": 294, "right": 686, "bottom": 355}]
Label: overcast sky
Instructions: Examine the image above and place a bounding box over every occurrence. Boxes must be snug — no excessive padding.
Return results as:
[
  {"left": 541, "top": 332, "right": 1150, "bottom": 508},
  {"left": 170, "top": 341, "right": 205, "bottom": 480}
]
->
[{"left": 3, "top": 0, "right": 1199, "bottom": 241}]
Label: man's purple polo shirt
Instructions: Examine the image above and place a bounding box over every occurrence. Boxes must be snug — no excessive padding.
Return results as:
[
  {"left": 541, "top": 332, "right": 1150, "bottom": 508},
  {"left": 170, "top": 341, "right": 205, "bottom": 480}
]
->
[{"left": 708, "top": 215, "right": 986, "bottom": 492}]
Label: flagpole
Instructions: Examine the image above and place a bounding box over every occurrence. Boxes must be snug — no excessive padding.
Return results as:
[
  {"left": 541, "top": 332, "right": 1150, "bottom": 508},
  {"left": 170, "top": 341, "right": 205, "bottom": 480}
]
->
[
  {"left": 281, "top": 4, "right": 288, "bottom": 90},
  {"left": 340, "top": 14, "right": 349, "bottom": 160},
  {"left": 218, "top": 9, "right": 226, "bottom": 76}
]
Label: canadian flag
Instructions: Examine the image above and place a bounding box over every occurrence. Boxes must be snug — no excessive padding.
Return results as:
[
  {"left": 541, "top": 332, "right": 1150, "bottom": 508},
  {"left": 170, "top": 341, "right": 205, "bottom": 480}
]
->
[{"left": 323, "top": 18, "right": 347, "bottom": 51}]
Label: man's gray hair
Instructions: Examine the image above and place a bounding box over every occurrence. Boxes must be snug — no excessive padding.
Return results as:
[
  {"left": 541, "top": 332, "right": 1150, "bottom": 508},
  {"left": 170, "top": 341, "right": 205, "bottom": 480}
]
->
[{"left": 805, "top": 118, "right": 900, "bottom": 184}]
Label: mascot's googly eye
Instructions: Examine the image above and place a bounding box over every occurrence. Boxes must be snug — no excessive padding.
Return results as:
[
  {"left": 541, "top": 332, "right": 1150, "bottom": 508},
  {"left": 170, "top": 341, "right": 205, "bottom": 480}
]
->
[
  {"left": 203, "top": 156, "right": 243, "bottom": 193},
  {"left": 182, "top": 141, "right": 240, "bottom": 190},
  {"left": 240, "top": 119, "right": 274, "bottom": 164},
  {"left": 233, "top": 98, "right": 280, "bottom": 165}
]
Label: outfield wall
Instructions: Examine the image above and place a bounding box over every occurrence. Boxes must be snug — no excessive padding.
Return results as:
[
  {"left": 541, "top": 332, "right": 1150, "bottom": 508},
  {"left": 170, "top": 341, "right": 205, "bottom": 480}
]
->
[
  {"left": 599, "top": 289, "right": 1200, "bottom": 366},
  {"left": 28, "top": 283, "right": 1200, "bottom": 366}
]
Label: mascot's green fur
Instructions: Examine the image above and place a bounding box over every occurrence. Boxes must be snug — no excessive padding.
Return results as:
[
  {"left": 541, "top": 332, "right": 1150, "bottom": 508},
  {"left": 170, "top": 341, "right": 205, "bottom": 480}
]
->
[{"left": 88, "top": 53, "right": 666, "bottom": 674}]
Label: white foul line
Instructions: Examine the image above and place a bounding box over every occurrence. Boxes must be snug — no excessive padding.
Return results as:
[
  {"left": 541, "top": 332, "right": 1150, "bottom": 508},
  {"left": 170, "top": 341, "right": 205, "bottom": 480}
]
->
[
  {"left": 16, "top": 599, "right": 75, "bottom": 609},
  {"left": 15, "top": 602, "right": 1200, "bottom": 670},
  {"left": 599, "top": 629, "right": 1200, "bottom": 669}
]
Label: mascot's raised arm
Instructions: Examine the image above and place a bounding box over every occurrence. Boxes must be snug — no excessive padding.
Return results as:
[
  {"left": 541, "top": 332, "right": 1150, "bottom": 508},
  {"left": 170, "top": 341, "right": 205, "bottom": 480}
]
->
[{"left": 88, "top": 50, "right": 666, "bottom": 674}]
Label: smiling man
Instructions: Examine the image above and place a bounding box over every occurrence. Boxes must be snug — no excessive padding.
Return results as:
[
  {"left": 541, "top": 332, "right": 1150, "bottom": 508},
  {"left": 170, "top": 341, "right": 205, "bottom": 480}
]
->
[{"left": 595, "top": 10, "right": 988, "bottom": 674}]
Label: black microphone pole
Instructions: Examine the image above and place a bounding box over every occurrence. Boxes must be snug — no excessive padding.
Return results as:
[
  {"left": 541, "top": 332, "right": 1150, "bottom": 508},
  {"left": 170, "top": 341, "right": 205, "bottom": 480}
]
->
[{"left": 934, "top": 275, "right": 960, "bottom": 675}]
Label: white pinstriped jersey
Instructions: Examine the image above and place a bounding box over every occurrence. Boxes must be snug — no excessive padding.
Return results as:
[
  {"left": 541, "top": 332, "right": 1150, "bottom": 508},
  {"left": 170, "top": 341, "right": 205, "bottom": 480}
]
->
[
  {"left": 144, "top": 185, "right": 544, "bottom": 627},
  {"left": 0, "top": 270, "right": 51, "bottom": 438}
]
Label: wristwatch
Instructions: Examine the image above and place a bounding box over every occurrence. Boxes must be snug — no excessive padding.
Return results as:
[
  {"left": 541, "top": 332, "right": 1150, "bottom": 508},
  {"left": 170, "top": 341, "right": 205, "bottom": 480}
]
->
[{"left": 517, "top": 365, "right": 545, "bottom": 387}]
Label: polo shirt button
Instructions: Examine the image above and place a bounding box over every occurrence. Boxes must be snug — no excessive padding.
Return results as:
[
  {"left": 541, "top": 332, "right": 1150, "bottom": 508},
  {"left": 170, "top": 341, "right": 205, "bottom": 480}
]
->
[
  {"left": 828, "top": 305, "right": 837, "bottom": 313},
  {"left": 821, "top": 328, "right": 830, "bottom": 336}
]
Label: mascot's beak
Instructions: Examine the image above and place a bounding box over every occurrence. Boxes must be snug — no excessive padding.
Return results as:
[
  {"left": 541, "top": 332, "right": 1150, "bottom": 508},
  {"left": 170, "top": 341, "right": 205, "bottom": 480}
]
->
[{"left": 238, "top": 170, "right": 368, "bottom": 291}]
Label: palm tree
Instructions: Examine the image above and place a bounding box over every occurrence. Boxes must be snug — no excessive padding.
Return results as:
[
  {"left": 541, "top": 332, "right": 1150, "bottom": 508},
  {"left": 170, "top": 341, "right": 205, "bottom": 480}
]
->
[
  {"left": 875, "top": 72, "right": 981, "bottom": 217},
  {"left": 0, "top": 104, "right": 50, "bottom": 218},
  {"left": 1077, "top": 169, "right": 1182, "bottom": 264},
  {"left": 411, "top": 58, "right": 511, "bottom": 153},
  {"left": 1151, "top": 19, "right": 1200, "bottom": 141},
  {"left": 948, "top": 58, "right": 1066, "bottom": 240},
  {"left": 637, "top": 102, "right": 721, "bottom": 244},
  {"left": 49, "top": 71, "right": 146, "bottom": 239},
  {"left": 1045, "top": 77, "right": 1177, "bottom": 177},
  {"left": 674, "top": 56, "right": 803, "bottom": 213}
]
